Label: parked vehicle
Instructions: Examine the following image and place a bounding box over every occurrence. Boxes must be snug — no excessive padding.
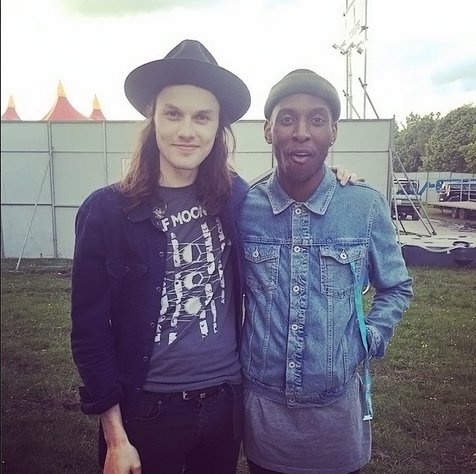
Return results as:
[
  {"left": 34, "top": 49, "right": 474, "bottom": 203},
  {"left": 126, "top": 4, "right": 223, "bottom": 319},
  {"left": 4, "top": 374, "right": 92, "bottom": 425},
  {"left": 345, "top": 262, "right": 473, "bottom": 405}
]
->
[
  {"left": 391, "top": 178, "right": 421, "bottom": 220},
  {"left": 438, "top": 180, "right": 476, "bottom": 202}
]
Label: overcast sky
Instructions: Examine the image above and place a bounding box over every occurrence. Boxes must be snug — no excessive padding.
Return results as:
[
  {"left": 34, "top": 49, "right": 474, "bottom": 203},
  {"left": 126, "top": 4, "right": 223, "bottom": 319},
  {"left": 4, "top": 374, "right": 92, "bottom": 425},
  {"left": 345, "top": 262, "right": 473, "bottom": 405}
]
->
[{"left": 1, "top": 0, "right": 475, "bottom": 125}]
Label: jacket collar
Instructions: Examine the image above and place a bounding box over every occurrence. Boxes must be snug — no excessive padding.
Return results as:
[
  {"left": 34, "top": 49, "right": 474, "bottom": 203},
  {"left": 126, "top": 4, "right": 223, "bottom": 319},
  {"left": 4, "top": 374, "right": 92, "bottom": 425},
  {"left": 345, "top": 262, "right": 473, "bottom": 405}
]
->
[
  {"left": 265, "top": 165, "right": 337, "bottom": 215},
  {"left": 124, "top": 174, "right": 248, "bottom": 223},
  {"left": 123, "top": 197, "right": 160, "bottom": 222}
]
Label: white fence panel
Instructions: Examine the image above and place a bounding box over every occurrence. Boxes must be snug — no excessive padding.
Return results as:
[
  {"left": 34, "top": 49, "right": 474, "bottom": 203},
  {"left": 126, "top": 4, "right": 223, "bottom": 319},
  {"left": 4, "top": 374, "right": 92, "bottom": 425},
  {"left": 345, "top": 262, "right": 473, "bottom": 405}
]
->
[{"left": 1, "top": 119, "right": 394, "bottom": 259}]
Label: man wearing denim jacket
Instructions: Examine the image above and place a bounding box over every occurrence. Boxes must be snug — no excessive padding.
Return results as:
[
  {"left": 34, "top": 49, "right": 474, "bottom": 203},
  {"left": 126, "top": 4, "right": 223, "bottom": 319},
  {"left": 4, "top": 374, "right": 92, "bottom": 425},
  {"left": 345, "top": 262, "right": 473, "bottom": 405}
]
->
[
  {"left": 71, "top": 40, "right": 357, "bottom": 473},
  {"left": 240, "top": 69, "right": 413, "bottom": 474}
]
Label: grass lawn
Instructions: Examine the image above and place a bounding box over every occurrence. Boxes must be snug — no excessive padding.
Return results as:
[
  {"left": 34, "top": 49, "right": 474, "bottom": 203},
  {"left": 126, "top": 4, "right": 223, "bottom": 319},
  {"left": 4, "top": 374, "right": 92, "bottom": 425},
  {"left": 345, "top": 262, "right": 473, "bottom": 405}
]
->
[{"left": 1, "top": 259, "right": 475, "bottom": 473}]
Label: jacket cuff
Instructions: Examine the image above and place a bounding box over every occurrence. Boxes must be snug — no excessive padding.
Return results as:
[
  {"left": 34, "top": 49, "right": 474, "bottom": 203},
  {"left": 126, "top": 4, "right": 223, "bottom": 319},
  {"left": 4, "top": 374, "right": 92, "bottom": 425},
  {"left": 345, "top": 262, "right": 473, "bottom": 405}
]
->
[
  {"left": 366, "top": 325, "right": 384, "bottom": 359},
  {"left": 79, "top": 385, "right": 124, "bottom": 415}
]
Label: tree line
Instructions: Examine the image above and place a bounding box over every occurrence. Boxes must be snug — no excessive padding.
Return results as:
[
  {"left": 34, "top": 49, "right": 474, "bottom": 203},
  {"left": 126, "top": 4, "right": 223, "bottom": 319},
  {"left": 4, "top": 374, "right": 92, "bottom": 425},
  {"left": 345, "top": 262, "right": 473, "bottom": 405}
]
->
[{"left": 394, "top": 104, "right": 476, "bottom": 173}]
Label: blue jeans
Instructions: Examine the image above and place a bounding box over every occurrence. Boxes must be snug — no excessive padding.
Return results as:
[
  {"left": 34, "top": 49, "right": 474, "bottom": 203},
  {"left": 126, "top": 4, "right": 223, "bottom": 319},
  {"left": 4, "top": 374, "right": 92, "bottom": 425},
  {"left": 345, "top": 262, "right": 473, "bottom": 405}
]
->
[{"left": 99, "top": 383, "right": 243, "bottom": 474}]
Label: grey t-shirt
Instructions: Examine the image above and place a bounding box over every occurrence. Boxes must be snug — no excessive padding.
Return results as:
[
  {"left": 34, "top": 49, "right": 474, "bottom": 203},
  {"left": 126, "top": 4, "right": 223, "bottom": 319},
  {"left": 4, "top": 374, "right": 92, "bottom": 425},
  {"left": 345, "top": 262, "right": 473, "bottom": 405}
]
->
[
  {"left": 243, "top": 375, "right": 371, "bottom": 473},
  {"left": 144, "top": 184, "right": 241, "bottom": 392}
]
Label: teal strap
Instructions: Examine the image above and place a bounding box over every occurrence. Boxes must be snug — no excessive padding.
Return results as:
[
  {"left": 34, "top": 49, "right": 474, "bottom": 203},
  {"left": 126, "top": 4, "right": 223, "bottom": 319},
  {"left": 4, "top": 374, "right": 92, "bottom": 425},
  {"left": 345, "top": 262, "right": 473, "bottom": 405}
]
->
[{"left": 350, "top": 261, "right": 374, "bottom": 421}]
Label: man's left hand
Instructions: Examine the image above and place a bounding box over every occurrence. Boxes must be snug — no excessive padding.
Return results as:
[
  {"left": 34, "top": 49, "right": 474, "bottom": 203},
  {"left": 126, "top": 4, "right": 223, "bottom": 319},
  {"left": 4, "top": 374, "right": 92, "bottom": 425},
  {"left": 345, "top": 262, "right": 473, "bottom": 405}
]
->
[{"left": 330, "top": 165, "right": 364, "bottom": 186}]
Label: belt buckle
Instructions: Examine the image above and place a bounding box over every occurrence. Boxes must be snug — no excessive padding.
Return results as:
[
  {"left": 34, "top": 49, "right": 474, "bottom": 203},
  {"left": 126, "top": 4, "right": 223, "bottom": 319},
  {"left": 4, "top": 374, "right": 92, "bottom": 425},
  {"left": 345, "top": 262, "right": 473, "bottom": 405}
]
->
[{"left": 182, "top": 391, "right": 193, "bottom": 401}]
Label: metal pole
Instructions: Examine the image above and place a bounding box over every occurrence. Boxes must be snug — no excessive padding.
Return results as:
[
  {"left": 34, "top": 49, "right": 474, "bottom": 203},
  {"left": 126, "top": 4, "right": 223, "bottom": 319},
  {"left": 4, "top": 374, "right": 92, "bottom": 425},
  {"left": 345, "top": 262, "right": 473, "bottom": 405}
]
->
[
  {"left": 349, "top": 98, "right": 361, "bottom": 119},
  {"left": 346, "top": 0, "right": 350, "bottom": 119},
  {"left": 388, "top": 143, "right": 402, "bottom": 244},
  {"left": 358, "top": 77, "right": 379, "bottom": 119},
  {"left": 1, "top": 174, "right": 5, "bottom": 258},
  {"left": 345, "top": 52, "right": 350, "bottom": 118},
  {"left": 15, "top": 155, "right": 51, "bottom": 270},
  {"left": 348, "top": 49, "right": 353, "bottom": 119},
  {"left": 47, "top": 121, "right": 58, "bottom": 258},
  {"left": 394, "top": 150, "right": 437, "bottom": 236},
  {"left": 103, "top": 121, "right": 109, "bottom": 185},
  {"left": 1, "top": 220, "right": 5, "bottom": 259},
  {"left": 363, "top": 0, "right": 368, "bottom": 118}
]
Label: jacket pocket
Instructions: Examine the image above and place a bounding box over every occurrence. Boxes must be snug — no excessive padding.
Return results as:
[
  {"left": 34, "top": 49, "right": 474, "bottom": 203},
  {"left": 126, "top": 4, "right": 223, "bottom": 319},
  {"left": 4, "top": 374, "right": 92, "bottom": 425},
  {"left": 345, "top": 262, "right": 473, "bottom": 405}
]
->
[
  {"left": 320, "top": 244, "right": 366, "bottom": 297},
  {"left": 244, "top": 243, "right": 279, "bottom": 292},
  {"left": 106, "top": 259, "right": 148, "bottom": 279},
  {"left": 106, "top": 259, "right": 148, "bottom": 303}
]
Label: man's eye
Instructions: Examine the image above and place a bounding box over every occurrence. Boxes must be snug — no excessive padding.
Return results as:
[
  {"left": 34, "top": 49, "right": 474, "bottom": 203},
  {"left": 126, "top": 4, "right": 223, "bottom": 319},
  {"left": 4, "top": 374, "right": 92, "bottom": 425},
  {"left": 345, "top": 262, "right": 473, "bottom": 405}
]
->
[
  {"left": 278, "top": 115, "right": 294, "bottom": 125},
  {"left": 311, "top": 116, "right": 326, "bottom": 125},
  {"left": 165, "top": 110, "right": 180, "bottom": 119},
  {"left": 195, "top": 113, "right": 211, "bottom": 122}
]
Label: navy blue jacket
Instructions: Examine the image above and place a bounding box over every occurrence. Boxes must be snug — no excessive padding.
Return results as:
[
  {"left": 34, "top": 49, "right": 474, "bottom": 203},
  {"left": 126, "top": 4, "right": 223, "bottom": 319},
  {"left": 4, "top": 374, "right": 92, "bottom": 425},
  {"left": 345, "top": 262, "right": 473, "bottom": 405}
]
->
[{"left": 70, "top": 175, "right": 249, "bottom": 415}]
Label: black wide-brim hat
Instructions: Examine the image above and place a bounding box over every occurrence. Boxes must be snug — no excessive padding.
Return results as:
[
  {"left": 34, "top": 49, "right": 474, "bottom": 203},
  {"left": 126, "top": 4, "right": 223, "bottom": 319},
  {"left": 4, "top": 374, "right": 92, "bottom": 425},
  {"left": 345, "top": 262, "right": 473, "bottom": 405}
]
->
[{"left": 124, "top": 39, "right": 251, "bottom": 123}]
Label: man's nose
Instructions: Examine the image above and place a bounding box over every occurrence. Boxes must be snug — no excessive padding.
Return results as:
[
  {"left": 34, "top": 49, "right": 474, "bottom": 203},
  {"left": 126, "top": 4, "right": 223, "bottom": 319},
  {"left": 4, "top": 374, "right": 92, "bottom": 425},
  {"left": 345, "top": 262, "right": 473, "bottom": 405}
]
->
[
  {"left": 178, "top": 118, "right": 195, "bottom": 138},
  {"left": 292, "top": 120, "right": 311, "bottom": 141}
]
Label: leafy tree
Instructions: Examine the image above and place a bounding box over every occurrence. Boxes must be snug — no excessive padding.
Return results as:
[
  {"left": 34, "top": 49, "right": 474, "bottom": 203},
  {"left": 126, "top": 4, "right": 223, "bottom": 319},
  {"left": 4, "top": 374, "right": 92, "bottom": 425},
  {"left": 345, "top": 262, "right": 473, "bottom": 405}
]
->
[
  {"left": 460, "top": 124, "right": 476, "bottom": 173},
  {"left": 422, "top": 104, "right": 476, "bottom": 172},
  {"left": 394, "top": 113, "right": 439, "bottom": 172}
]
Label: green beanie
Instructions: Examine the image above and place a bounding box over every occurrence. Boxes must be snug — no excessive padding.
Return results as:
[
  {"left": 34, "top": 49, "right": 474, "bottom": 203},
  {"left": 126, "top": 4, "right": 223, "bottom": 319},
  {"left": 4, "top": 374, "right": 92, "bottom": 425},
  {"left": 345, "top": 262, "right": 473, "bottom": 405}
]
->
[{"left": 264, "top": 69, "right": 341, "bottom": 121}]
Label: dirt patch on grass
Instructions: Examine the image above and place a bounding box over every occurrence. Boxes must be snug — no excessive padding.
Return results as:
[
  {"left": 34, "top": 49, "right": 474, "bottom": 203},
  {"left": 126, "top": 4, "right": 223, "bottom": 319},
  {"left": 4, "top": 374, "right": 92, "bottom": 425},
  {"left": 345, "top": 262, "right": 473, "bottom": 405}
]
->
[{"left": 424, "top": 205, "right": 476, "bottom": 233}]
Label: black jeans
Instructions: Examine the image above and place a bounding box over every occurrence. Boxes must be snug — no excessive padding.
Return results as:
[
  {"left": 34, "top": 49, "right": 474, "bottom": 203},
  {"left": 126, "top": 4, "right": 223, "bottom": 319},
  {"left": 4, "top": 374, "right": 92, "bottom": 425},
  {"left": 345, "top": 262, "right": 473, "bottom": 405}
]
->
[
  {"left": 248, "top": 459, "right": 361, "bottom": 474},
  {"left": 99, "top": 383, "right": 243, "bottom": 474}
]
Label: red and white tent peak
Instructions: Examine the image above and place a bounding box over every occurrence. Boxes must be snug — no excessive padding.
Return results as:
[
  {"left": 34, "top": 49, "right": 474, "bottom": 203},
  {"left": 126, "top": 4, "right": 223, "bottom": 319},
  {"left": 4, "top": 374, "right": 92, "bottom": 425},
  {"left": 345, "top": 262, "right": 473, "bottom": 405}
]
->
[
  {"left": 42, "top": 81, "right": 88, "bottom": 121},
  {"left": 89, "top": 95, "right": 106, "bottom": 120},
  {"left": 1, "top": 95, "right": 21, "bottom": 121}
]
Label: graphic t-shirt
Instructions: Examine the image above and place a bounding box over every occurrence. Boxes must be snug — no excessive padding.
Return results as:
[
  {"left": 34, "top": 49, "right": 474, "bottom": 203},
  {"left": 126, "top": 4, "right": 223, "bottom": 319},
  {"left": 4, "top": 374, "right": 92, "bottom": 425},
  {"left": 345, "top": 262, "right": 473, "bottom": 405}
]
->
[{"left": 144, "top": 184, "right": 241, "bottom": 392}]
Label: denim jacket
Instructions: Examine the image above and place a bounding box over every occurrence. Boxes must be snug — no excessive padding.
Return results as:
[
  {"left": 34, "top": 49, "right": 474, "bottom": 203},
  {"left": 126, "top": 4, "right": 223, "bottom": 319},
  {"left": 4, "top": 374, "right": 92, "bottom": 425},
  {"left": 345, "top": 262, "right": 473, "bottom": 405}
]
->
[
  {"left": 240, "top": 166, "right": 413, "bottom": 407},
  {"left": 70, "top": 175, "right": 249, "bottom": 415}
]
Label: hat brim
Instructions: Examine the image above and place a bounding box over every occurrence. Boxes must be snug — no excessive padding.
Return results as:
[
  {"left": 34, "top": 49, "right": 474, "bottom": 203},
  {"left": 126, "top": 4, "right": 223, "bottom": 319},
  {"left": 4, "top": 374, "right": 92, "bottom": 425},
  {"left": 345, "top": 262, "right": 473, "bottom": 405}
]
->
[{"left": 124, "top": 58, "right": 250, "bottom": 123}]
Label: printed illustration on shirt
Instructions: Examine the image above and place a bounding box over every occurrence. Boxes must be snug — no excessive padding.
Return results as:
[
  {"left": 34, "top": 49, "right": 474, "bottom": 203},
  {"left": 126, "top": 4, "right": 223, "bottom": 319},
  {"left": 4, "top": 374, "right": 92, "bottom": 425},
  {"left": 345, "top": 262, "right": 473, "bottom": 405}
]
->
[{"left": 154, "top": 202, "right": 230, "bottom": 345}]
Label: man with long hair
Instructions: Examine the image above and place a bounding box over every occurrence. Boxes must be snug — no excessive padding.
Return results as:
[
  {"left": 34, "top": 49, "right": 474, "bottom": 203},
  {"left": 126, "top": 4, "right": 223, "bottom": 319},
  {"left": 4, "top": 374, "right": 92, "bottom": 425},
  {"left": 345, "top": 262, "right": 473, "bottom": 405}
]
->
[
  {"left": 71, "top": 40, "right": 355, "bottom": 474},
  {"left": 71, "top": 39, "right": 252, "bottom": 474}
]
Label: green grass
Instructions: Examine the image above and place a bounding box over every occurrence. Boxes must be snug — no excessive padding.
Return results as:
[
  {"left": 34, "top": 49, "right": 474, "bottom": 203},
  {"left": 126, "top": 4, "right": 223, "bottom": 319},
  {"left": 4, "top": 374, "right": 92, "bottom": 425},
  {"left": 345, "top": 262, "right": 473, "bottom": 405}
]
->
[
  {"left": 1, "top": 259, "right": 475, "bottom": 473},
  {"left": 365, "top": 268, "right": 476, "bottom": 473},
  {"left": 1, "top": 260, "right": 98, "bottom": 474}
]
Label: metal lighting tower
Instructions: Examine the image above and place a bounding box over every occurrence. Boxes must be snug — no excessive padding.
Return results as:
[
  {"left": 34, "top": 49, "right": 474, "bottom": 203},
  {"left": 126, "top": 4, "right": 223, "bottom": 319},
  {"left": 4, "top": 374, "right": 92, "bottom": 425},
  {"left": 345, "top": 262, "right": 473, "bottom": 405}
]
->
[{"left": 332, "top": 0, "right": 369, "bottom": 119}]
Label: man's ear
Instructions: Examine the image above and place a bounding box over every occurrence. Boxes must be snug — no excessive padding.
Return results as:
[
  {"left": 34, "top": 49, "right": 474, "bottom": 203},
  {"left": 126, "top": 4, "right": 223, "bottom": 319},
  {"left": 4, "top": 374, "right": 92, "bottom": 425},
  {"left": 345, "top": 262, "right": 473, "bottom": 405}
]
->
[
  {"left": 264, "top": 121, "right": 272, "bottom": 145},
  {"left": 331, "top": 121, "right": 338, "bottom": 146}
]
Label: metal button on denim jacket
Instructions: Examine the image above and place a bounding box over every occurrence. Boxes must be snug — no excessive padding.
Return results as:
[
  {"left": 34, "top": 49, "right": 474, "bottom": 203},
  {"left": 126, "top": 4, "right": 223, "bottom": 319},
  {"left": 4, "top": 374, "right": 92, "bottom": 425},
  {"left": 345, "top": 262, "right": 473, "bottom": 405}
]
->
[{"left": 239, "top": 166, "right": 413, "bottom": 408}]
